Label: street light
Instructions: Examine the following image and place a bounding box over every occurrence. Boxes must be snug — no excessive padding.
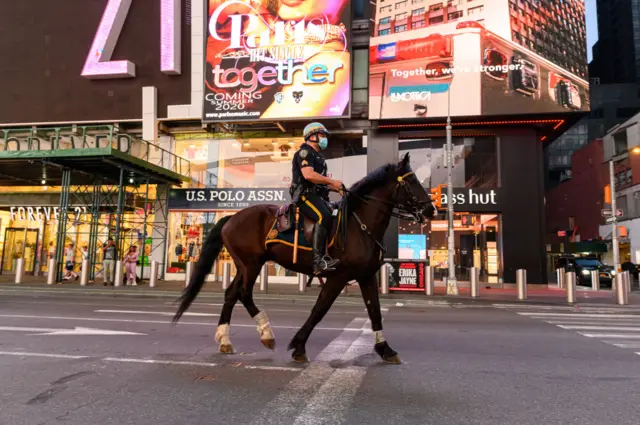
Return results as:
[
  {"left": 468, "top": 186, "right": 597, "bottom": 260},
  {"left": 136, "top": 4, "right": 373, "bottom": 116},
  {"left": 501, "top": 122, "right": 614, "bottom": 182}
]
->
[
  {"left": 445, "top": 88, "right": 458, "bottom": 295},
  {"left": 608, "top": 145, "right": 640, "bottom": 272}
]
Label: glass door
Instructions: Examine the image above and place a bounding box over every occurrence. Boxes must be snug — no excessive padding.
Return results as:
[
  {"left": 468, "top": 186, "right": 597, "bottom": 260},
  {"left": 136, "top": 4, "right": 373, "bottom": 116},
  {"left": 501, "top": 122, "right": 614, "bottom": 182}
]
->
[
  {"left": 1, "top": 228, "right": 39, "bottom": 274},
  {"left": 24, "top": 229, "right": 39, "bottom": 275}
]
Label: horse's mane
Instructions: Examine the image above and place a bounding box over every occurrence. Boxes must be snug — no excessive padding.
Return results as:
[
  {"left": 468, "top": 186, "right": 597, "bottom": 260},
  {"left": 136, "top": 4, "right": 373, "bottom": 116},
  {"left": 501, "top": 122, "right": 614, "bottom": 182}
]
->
[{"left": 346, "top": 157, "right": 410, "bottom": 209}]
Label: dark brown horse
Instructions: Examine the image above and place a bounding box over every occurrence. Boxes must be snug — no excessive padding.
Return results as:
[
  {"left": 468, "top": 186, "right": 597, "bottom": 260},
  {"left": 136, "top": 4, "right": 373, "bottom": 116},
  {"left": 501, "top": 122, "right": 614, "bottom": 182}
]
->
[{"left": 172, "top": 153, "right": 437, "bottom": 363}]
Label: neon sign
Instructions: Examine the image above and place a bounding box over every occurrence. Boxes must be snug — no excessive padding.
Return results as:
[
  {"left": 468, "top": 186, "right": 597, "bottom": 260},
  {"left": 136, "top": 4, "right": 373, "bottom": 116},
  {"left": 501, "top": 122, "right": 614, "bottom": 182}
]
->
[{"left": 82, "top": 0, "right": 181, "bottom": 79}]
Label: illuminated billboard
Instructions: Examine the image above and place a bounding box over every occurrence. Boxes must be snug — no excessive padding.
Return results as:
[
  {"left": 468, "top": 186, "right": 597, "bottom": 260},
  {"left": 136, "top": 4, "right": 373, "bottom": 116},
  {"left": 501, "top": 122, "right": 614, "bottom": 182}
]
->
[
  {"left": 203, "top": 0, "right": 352, "bottom": 122},
  {"left": 369, "top": 0, "right": 589, "bottom": 119}
]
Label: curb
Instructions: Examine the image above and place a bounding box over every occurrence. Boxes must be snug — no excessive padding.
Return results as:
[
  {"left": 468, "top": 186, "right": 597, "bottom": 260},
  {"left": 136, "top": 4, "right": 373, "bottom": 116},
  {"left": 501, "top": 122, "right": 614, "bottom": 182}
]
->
[{"left": 1, "top": 284, "right": 638, "bottom": 309}]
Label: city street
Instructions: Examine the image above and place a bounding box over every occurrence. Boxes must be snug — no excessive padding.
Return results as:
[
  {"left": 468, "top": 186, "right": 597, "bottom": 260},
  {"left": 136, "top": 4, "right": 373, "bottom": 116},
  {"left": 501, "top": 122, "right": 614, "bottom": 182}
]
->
[{"left": 1, "top": 290, "right": 640, "bottom": 424}]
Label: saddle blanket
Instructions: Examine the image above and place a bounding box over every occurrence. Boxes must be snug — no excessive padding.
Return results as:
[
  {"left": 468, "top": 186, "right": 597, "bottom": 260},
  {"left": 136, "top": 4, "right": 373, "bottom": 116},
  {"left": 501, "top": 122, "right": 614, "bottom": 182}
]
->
[{"left": 265, "top": 210, "right": 341, "bottom": 251}]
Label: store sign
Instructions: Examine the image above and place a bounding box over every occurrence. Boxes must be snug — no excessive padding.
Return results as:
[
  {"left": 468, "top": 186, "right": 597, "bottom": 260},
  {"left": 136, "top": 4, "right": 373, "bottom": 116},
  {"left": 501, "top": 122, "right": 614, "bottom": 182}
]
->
[
  {"left": 203, "top": 0, "right": 352, "bottom": 122},
  {"left": 168, "top": 188, "right": 290, "bottom": 211},
  {"left": 438, "top": 188, "right": 503, "bottom": 212},
  {"left": 388, "top": 260, "right": 426, "bottom": 292},
  {"left": 368, "top": 6, "right": 589, "bottom": 119},
  {"left": 9, "top": 206, "right": 88, "bottom": 222}
]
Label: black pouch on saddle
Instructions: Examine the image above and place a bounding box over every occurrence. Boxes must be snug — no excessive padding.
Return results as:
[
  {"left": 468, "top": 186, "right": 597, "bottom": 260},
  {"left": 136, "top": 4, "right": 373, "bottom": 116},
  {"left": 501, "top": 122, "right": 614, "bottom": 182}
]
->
[{"left": 275, "top": 204, "right": 297, "bottom": 233}]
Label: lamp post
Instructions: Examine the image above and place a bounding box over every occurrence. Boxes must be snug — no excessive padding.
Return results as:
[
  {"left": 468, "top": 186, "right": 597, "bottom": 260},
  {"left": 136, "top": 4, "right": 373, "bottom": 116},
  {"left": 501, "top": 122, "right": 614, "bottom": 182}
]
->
[
  {"left": 446, "top": 89, "right": 458, "bottom": 295},
  {"left": 609, "top": 159, "right": 620, "bottom": 273}
]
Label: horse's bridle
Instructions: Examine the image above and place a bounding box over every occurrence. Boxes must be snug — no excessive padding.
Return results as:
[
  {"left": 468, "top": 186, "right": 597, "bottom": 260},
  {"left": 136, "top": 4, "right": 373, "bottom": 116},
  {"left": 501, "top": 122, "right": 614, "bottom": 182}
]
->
[{"left": 345, "top": 172, "right": 432, "bottom": 224}]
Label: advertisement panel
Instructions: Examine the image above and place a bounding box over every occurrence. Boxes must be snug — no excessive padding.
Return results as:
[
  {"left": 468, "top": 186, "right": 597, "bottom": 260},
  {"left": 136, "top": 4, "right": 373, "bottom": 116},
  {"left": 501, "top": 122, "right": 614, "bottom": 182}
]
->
[
  {"left": 0, "top": 0, "right": 191, "bottom": 124},
  {"left": 388, "top": 260, "right": 426, "bottom": 292},
  {"left": 369, "top": 0, "right": 589, "bottom": 119},
  {"left": 203, "top": 0, "right": 352, "bottom": 122}
]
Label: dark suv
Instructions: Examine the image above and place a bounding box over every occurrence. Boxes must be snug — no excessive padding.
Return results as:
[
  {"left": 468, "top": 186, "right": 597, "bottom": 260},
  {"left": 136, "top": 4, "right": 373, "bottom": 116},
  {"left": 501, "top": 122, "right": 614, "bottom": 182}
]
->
[{"left": 555, "top": 256, "right": 615, "bottom": 287}]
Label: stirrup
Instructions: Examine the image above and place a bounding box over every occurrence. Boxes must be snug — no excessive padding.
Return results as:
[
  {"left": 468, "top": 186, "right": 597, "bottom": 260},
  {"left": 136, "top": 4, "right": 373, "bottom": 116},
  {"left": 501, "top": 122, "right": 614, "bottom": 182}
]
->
[{"left": 313, "top": 256, "right": 339, "bottom": 276}]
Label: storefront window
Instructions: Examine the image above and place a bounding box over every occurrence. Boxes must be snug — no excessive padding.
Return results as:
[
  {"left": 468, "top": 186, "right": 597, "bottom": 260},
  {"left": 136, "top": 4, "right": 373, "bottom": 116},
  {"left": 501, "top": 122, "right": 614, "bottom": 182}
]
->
[{"left": 168, "top": 135, "right": 366, "bottom": 281}]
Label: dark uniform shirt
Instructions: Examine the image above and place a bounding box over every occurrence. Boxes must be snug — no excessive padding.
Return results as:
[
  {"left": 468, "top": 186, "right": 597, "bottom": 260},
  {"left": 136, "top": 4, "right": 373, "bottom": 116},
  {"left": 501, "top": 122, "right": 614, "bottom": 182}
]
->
[{"left": 291, "top": 143, "right": 329, "bottom": 201}]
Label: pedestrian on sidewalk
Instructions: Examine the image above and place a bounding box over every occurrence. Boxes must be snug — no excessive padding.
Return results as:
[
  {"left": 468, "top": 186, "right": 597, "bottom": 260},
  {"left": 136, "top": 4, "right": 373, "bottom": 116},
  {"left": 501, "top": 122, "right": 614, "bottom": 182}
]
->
[
  {"left": 62, "top": 243, "right": 78, "bottom": 282},
  {"left": 123, "top": 246, "right": 139, "bottom": 286},
  {"left": 102, "top": 238, "right": 116, "bottom": 286}
]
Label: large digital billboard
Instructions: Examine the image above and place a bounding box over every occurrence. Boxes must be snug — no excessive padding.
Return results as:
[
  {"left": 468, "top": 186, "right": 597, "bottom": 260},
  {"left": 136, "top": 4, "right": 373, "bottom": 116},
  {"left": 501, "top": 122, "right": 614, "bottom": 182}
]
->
[
  {"left": 369, "top": 0, "right": 589, "bottom": 120},
  {"left": 203, "top": 0, "right": 352, "bottom": 122}
]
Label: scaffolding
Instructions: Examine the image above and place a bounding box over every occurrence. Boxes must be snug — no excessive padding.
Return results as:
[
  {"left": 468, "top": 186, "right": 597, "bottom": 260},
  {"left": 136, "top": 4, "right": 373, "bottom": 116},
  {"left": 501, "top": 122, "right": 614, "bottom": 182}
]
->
[{"left": 0, "top": 125, "right": 190, "bottom": 283}]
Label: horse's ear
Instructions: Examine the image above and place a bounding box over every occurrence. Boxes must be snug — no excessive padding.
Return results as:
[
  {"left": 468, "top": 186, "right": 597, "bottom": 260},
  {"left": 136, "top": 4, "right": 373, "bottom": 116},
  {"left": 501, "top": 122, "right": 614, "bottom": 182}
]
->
[{"left": 400, "top": 152, "right": 410, "bottom": 168}]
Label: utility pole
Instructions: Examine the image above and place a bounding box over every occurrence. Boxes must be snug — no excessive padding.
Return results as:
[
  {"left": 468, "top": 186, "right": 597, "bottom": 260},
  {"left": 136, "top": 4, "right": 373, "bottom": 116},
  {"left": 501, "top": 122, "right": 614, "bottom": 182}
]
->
[
  {"left": 446, "top": 90, "right": 458, "bottom": 295},
  {"left": 609, "top": 159, "right": 620, "bottom": 272}
]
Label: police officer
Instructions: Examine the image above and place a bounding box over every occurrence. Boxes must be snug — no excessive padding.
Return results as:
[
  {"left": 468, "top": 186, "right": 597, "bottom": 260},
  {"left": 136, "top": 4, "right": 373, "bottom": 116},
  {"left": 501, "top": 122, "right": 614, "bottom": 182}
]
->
[{"left": 290, "top": 123, "right": 343, "bottom": 276}]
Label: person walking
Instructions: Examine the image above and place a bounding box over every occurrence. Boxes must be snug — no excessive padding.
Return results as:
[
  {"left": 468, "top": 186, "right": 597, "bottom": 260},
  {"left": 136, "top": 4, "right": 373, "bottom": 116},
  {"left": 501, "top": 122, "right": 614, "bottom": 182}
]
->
[
  {"left": 123, "top": 246, "right": 139, "bottom": 286},
  {"left": 102, "top": 238, "right": 116, "bottom": 286},
  {"left": 62, "top": 243, "right": 78, "bottom": 281}
]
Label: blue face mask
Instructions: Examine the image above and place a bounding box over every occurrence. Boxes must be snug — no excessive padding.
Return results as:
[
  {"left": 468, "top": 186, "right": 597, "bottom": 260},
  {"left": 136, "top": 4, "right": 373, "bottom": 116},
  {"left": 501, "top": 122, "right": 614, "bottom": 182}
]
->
[{"left": 318, "top": 136, "right": 328, "bottom": 150}]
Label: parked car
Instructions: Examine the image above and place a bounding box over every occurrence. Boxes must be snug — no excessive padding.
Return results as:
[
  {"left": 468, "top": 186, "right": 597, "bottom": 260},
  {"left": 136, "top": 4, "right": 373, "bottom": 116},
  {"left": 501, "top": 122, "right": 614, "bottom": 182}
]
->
[{"left": 555, "top": 256, "right": 615, "bottom": 287}]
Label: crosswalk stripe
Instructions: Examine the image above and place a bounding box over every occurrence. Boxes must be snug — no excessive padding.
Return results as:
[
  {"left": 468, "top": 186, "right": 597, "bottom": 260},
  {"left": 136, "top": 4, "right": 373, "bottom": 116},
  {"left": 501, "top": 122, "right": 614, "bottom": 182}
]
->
[
  {"left": 558, "top": 325, "right": 640, "bottom": 331},
  {"left": 518, "top": 312, "right": 640, "bottom": 318},
  {"left": 609, "top": 342, "right": 640, "bottom": 348},
  {"left": 579, "top": 333, "right": 640, "bottom": 339}
]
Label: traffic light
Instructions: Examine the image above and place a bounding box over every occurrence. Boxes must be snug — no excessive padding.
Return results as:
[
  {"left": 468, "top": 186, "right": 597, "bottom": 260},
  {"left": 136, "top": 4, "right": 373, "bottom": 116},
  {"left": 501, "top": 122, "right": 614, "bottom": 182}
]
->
[
  {"left": 430, "top": 184, "right": 444, "bottom": 208},
  {"left": 604, "top": 185, "right": 611, "bottom": 204},
  {"left": 461, "top": 214, "right": 475, "bottom": 226}
]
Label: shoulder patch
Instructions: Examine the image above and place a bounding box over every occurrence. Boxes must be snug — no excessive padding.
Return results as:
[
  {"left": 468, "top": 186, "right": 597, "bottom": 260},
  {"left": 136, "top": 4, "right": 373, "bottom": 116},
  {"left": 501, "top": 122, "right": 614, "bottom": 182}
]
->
[{"left": 299, "top": 149, "right": 308, "bottom": 159}]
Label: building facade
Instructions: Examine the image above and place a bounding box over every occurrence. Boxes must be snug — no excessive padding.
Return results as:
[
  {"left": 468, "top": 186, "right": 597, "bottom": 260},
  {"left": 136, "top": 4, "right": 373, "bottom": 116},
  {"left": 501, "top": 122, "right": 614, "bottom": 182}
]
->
[{"left": 0, "top": 0, "right": 589, "bottom": 285}]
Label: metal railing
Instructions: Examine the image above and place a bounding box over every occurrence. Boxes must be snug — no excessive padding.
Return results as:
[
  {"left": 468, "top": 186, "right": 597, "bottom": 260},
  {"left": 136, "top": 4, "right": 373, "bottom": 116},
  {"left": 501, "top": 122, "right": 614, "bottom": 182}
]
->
[{"left": 0, "top": 125, "right": 191, "bottom": 179}]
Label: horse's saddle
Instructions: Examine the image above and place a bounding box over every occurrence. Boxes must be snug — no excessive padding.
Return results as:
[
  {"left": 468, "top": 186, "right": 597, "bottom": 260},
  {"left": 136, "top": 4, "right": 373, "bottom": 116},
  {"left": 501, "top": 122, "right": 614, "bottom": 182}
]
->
[{"left": 273, "top": 202, "right": 339, "bottom": 245}]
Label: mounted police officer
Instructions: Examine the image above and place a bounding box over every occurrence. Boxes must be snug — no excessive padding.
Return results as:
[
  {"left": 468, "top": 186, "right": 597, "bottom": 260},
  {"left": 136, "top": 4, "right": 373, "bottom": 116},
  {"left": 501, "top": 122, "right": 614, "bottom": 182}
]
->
[{"left": 290, "top": 123, "right": 343, "bottom": 276}]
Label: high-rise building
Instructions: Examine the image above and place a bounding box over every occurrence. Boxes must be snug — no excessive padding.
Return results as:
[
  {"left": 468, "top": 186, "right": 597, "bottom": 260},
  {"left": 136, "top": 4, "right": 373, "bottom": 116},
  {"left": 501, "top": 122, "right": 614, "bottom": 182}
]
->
[
  {"left": 590, "top": 0, "right": 640, "bottom": 83},
  {"left": 372, "top": 0, "right": 588, "bottom": 79}
]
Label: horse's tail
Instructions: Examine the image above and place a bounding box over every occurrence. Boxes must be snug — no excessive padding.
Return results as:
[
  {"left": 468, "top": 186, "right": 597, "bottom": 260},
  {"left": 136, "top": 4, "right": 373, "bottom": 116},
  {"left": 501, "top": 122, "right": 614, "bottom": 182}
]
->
[{"left": 172, "top": 215, "right": 232, "bottom": 323}]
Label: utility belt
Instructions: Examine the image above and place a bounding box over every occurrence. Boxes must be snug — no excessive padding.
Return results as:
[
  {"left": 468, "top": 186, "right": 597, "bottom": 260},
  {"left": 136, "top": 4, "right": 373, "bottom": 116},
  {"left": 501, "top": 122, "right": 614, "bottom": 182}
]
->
[{"left": 290, "top": 184, "right": 329, "bottom": 203}]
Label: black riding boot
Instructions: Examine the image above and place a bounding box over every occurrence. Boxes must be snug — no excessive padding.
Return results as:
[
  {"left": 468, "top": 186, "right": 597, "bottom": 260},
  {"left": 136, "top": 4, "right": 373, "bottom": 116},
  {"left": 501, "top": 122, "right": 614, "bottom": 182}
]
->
[{"left": 312, "top": 224, "right": 339, "bottom": 276}]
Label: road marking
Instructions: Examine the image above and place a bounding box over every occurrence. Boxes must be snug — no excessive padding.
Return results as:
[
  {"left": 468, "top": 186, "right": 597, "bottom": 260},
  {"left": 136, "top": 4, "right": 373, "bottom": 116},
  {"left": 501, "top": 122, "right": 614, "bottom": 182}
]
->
[
  {"left": 103, "top": 357, "right": 218, "bottom": 367},
  {"left": 95, "top": 309, "right": 219, "bottom": 317},
  {"left": 0, "top": 314, "right": 364, "bottom": 332},
  {"left": 244, "top": 365, "right": 303, "bottom": 372},
  {"left": 0, "top": 325, "right": 145, "bottom": 336},
  {"left": 558, "top": 325, "right": 640, "bottom": 331},
  {"left": 292, "top": 366, "right": 367, "bottom": 425},
  {"left": 0, "top": 351, "right": 89, "bottom": 359},
  {"left": 579, "top": 333, "right": 640, "bottom": 339},
  {"left": 610, "top": 342, "right": 640, "bottom": 348},
  {"left": 250, "top": 318, "right": 372, "bottom": 425},
  {"left": 518, "top": 312, "right": 640, "bottom": 319}
]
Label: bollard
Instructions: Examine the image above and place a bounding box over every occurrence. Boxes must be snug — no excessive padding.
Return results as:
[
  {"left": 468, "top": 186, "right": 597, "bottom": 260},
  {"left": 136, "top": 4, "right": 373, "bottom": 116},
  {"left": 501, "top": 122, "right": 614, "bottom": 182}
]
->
[
  {"left": 185, "top": 261, "right": 193, "bottom": 288},
  {"left": 556, "top": 268, "right": 565, "bottom": 289},
  {"left": 616, "top": 274, "right": 629, "bottom": 305},
  {"left": 590, "top": 270, "right": 600, "bottom": 291},
  {"left": 298, "top": 273, "right": 306, "bottom": 293},
  {"left": 80, "top": 259, "right": 90, "bottom": 286},
  {"left": 259, "top": 264, "right": 268, "bottom": 292},
  {"left": 222, "top": 262, "right": 231, "bottom": 291},
  {"left": 149, "top": 260, "right": 159, "bottom": 288},
  {"left": 623, "top": 271, "right": 631, "bottom": 294},
  {"left": 380, "top": 264, "right": 389, "bottom": 295},
  {"left": 425, "top": 266, "right": 435, "bottom": 296},
  {"left": 14, "top": 258, "right": 24, "bottom": 284},
  {"left": 47, "top": 258, "right": 55, "bottom": 285},
  {"left": 114, "top": 261, "right": 123, "bottom": 287},
  {"left": 470, "top": 267, "right": 479, "bottom": 298},
  {"left": 516, "top": 269, "right": 527, "bottom": 300},
  {"left": 565, "top": 271, "right": 576, "bottom": 304},
  {"left": 210, "top": 261, "right": 218, "bottom": 283}
]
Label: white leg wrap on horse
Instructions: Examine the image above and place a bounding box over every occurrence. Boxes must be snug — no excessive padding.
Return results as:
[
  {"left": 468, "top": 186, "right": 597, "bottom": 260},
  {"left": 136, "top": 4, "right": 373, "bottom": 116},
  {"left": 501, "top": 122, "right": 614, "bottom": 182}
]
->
[
  {"left": 215, "top": 324, "right": 231, "bottom": 346},
  {"left": 374, "top": 330, "right": 386, "bottom": 344},
  {"left": 254, "top": 311, "right": 274, "bottom": 340}
]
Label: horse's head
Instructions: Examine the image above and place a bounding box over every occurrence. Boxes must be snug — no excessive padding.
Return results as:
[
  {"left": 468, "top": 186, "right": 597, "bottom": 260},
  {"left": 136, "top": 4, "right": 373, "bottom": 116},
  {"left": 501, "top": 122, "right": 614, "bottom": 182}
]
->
[{"left": 392, "top": 153, "right": 438, "bottom": 223}]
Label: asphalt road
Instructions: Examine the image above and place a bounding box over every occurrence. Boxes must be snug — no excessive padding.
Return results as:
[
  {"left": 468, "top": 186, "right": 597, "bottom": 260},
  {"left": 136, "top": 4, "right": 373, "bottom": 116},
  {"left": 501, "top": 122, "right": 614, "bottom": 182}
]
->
[{"left": 1, "top": 291, "right": 640, "bottom": 425}]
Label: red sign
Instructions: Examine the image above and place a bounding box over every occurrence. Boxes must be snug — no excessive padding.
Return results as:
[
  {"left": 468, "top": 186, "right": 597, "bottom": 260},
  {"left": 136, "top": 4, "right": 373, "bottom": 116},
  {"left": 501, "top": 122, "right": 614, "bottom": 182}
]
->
[
  {"left": 557, "top": 231, "right": 566, "bottom": 237},
  {"left": 388, "top": 261, "right": 426, "bottom": 292}
]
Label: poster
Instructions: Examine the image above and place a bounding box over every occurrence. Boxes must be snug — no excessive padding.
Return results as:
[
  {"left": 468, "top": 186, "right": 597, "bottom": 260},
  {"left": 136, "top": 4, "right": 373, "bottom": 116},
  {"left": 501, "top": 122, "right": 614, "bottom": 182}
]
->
[
  {"left": 388, "top": 260, "right": 426, "bottom": 292},
  {"left": 369, "top": 0, "right": 589, "bottom": 119},
  {"left": 203, "top": 0, "right": 352, "bottom": 122}
]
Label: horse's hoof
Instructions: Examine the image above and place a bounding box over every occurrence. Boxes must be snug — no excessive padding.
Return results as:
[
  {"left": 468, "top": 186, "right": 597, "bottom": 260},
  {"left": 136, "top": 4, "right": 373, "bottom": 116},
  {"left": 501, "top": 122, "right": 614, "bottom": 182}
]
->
[
  {"left": 261, "top": 338, "right": 276, "bottom": 350},
  {"left": 219, "top": 344, "right": 235, "bottom": 354},
  {"left": 383, "top": 354, "right": 402, "bottom": 365},
  {"left": 292, "top": 353, "right": 310, "bottom": 363}
]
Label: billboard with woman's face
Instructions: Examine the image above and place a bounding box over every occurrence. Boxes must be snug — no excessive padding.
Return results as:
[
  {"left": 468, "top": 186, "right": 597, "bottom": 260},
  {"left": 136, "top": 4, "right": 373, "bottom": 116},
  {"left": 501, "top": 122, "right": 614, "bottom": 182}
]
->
[
  {"left": 369, "top": 0, "right": 589, "bottom": 120},
  {"left": 203, "top": 0, "right": 352, "bottom": 122}
]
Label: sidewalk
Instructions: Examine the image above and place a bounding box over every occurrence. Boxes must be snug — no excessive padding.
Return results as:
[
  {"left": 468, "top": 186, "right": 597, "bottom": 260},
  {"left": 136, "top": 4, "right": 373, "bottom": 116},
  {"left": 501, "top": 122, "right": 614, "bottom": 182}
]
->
[{"left": 1, "top": 275, "right": 639, "bottom": 308}]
